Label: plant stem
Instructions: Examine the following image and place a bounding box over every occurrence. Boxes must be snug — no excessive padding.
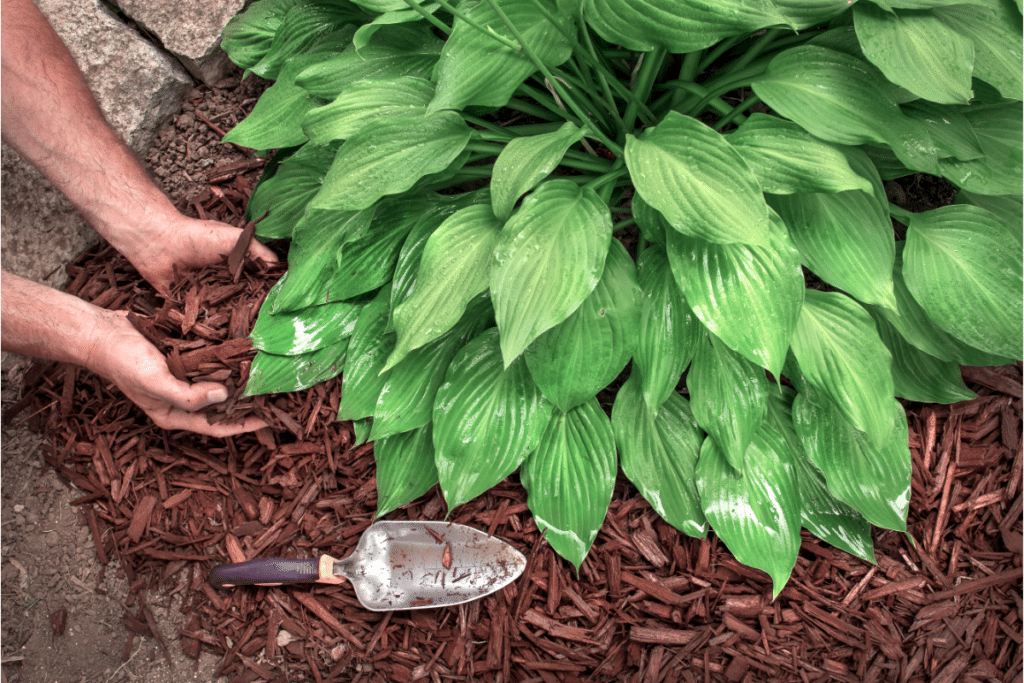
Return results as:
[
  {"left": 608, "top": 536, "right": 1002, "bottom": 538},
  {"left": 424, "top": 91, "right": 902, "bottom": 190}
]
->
[
  {"left": 399, "top": 0, "right": 453, "bottom": 35},
  {"left": 584, "top": 165, "right": 628, "bottom": 192},
  {"left": 430, "top": 0, "right": 521, "bottom": 50},
  {"left": 888, "top": 203, "right": 915, "bottom": 225},
  {"left": 622, "top": 47, "right": 666, "bottom": 136},
  {"left": 697, "top": 34, "right": 747, "bottom": 73},
  {"left": 723, "top": 28, "right": 782, "bottom": 77},
  {"left": 670, "top": 49, "right": 703, "bottom": 110},
  {"left": 713, "top": 93, "right": 760, "bottom": 131},
  {"left": 657, "top": 81, "right": 734, "bottom": 117},
  {"left": 613, "top": 216, "right": 636, "bottom": 231},
  {"left": 683, "top": 61, "right": 770, "bottom": 117},
  {"left": 465, "top": 140, "right": 506, "bottom": 155},
  {"left": 463, "top": 115, "right": 518, "bottom": 140},
  {"left": 508, "top": 96, "right": 561, "bottom": 121}
]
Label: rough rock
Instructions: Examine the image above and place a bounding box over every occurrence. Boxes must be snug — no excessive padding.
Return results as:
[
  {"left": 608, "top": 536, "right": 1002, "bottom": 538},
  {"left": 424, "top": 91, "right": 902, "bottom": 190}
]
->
[{"left": 112, "top": 0, "right": 245, "bottom": 85}]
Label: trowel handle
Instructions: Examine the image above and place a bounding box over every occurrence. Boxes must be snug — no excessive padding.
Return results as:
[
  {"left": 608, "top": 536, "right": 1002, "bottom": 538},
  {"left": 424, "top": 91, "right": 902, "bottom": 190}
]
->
[{"left": 211, "top": 557, "right": 321, "bottom": 588}]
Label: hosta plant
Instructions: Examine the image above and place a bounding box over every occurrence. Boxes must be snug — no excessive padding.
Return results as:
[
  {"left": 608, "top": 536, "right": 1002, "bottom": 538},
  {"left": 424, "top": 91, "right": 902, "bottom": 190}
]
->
[{"left": 221, "top": 0, "right": 1023, "bottom": 596}]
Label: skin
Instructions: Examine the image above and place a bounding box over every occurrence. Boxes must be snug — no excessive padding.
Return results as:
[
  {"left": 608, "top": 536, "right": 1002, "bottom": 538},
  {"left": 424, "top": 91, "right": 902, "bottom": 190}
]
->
[{"left": 1, "top": 0, "right": 277, "bottom": 436}]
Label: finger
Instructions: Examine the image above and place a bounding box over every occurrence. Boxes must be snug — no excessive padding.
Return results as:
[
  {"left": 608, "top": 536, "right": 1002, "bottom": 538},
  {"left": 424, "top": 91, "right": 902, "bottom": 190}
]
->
[
  {"left": 154, "top": 380, "right": 231, "bottom": 413},
  {"left": 151, "top": 409, "right": 269, "bottom": 437},
  {"left": 247, "top": 238, "right": 278, "bottom": 263}
]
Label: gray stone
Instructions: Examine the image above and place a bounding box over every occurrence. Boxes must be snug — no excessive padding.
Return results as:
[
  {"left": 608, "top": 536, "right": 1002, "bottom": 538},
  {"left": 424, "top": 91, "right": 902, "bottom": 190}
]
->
[{"left": 113, "top": 0, "right": 246, "bottom": 85}]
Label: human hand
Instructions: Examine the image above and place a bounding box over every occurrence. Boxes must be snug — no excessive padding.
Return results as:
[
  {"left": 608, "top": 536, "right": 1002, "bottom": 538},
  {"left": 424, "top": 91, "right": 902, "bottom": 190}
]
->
[{"left": 84, "top": 308, "right": 267, "bottom": 437}]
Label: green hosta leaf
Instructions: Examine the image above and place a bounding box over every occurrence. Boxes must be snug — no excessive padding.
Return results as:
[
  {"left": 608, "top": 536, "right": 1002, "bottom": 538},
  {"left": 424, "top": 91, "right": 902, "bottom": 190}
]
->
[
  {"left": 244, "top": 340, "right": 348, "bottom": 396},
  {"left": 223, "top": 81, "right": 319, "bottom": 149},
  {"left": 353, "top": 5, "right": 442, "bottom": 52},
  {"left": 220, "top": 0, "right": 301, "bottom": 69},
  {"left": 491, "top": 122, "right": 585, "bottom": 221},
  {"left": 272, "top": 208, "right": 375, "bottom": 313},
  {"left": 337, "top": 285, "right": 395, "bottom": 421},
  {"left": 250, "top": 282, "right": 363, "bottom": 355},
  {"left": 632, "top": 194, "right": 668, "bottom": 248},
  {"left": 902, "top": 100, "right": 985, "bottom": 162},
  {"left": 634, "top": 245, "right": 701, "bottom": 414},
  {"left": 688, "top": 333, "right": 769, "bottom": 472},
  {"left": 295, "top": 24, "right": 443, "bottom": 99},
  {"left": 667, "top": 213, "right": 804, "bottom": 377},
  {"left": 695, "top": 428, "right": 801, "bottom": 599},
  {"left": 328, "top": 195, "right": 431, "bottom": 301},
  {"left": 583, "top": 0, "right": 788, "bottom": 53},
  {"left": 352, "top": 417, "right": 372, "bottom": 445},
  {"left": 767, "top": 148, "right": 897, "bottom": 311},
  {"left": 861, "top": 144, "right": 914, "bottom": 180},
  {"left": 434, "top": 328, "right": 554, "bottom": 509},
  {"left": 612, "top": 373, "right": 707, "bottom": 538},
  {"left": 311, "top": 112, "right": 471, "bottom": 211},
  {"left": 934, "top": 0, "right": 1023, "bottom": 101},
  {"left": 521, "top": 398, "right": 616, "bottom": 570},
  {"left": 372, "top": 298, "right": 492, "bottom": 440},
  {"left": 870, "top": 0, "right": 990, "bottom": 8},
  {"left": 428, "top": 0, "right": 573, "bottom": 112},
  {"left": 250, "top": 4, "right": 365, "bottom": 80},
  {"left": 793, "top": 388, "right": 910, "bottom": 531},
  {"left": 939, "top": 102, "right": 1024, "bottom": 195},
  {"left": 728, "top": 114, "right": 873, "bottom": 195},
  {"left": 524, "top": 240, "right": 641, "bottom": 412},
  {"left": 490, "top": 180, "right": 612, "bottom": 367},
  {"left": 762, "top": 390, "right": 874, "bottom": 564},
  {"left": 302, "top": 77, "right": 435, "bottom": 145},
  {"left": 955, "top": 190, "right": 1023, "bottom": 230},
  {"left": 904, "top": 204, "right": 1023, "bottom": 359},
  {"left": 853, "top": 3, "right": 975, "bottom": 105},
  {"left": 375, "top": 423, "right": 438, "bottom": 518},
  {"left": 625, "top": 111, "right": 769, "bottom": 247},
  {"left": 790, "top": 290, "right": 894, "bottom": 448},
  {"left": 388, "top": 205, "right": 502, "bottom": 370},
  {"left": 248, "top": 143, "right": 337, "bottom": 240},
  {"left": 870, "top": 310, "right": 977, "bottom": 404},
  {"left": 351, "top": 0, "right": 413, "bottom": 13}
]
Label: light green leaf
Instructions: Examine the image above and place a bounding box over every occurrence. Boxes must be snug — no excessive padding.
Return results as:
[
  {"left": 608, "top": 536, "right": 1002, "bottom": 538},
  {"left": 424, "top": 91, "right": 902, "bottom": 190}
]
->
[
  {"left": 625, "top": 111, "right": 770, "bottom": 247},
  {"left": 337, "top": 285, "right": 395, "bottom": 421},
  {"left": 428, "top": 0, "right": 573, "bottom": 112},
  {"left": 302, "top": 77, "right": 435, "bottom": 145},
  {"left": 221, "top": 0, "right": 302, "bottom": 69},
  {"left": 351, "top": 0, "right": 415, "bottom": 14},
  {"left": 375, "top": 423, "right": 438, "bottom": 518},
  {"left": 371, "top": 297, "right": 492, "bottom": 440},
  {"left": 250, "top": 281, "right": 363, "bottom": 355},
  {"left": 870, "top": 309, "right": 977, "bottom": 404},
  {"left": 729, "top": 113, "right": 874, "bottom": 195},
  {"left": 789, "top": 290, "right": 895, "bottom": 448},
  {"left": 583, "top": 0, "right": 789, "bottom": 53},
  {"left": 490, "top": 180, "right": 612, "bottom": 367},
  {"left": 491, "top": 122, "right": 585, "bottom": 221},
  {"left": 388, "top": 205, "right": 502, "bottom": 370},
  {"left": 853, "top": 3, "right": 975, "bottom": 105},
  {"left": 934, "top": 0, "right": 1023, "bottom": 101},
  {"left": 434, "top": 328, "right": 554, "bottom": 509},
  {"left": 521, "top": 398, "right": 617, "bottom": 570},
  {"left": 353, "top": 5, "right": 442, "bottom": 52},
  {"left": 902, "top": 100, "right": 985, "bottom": 161},
  {"left": 939, "top": 102, "right": 1024, "bottom": 195},
  {"left": 695, "top": 428, "right": 801, "bottom": 599},
  {"left": 524, "top": 240, "right": 641, "bottom": 412},
  {"left": 250, "top": 4, "right": 364, "bottom": 80},
  {"left": 222, "top": 81, "right": 319, "bottom": 149},
  {"left": 762, "top": 390, "right": 875, "bottom": 564},
  {"left": 351, "top": 417, "right": 373, "bottom": 445},
  {"left": 244, "top": 341, "right": 348, "bottom": 396},
  {"left": 634, "top": 245, "right": 701, "bottom": 414},
  {"left": 311, "top": 112, "right": 472, "bottom": 211},
  {"left": 666, "top": 212, "right": 804, "bottom": 377},
  {"left": 612, "top": 373, "right": 707, "bottom": 538},
  {"left": 248, "top": 143, "right": 337, "bottom": 240},
  {"left": 688, "top": 333, "right": 769, "bottom": 472},
  {"left": 954, "top": 190, "right": 1023, "bottom": 230},
  {"left": 767, "top": 147, "right": 897, "bottom": 311},
  {"left": 904, "top": 204, "right": 1023, "bottom": 359},
  {"left": 793, "top": 388, "right": 910, "bottom": 531},
  {"left": 632, "top": 194, "right": 669, "bottom": 248}
]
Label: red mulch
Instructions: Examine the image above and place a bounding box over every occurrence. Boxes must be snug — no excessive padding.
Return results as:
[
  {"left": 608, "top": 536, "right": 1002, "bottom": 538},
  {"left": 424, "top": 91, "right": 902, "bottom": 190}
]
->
[{"left": 6, "top": 163, "right": 1022, "bottom": 683}]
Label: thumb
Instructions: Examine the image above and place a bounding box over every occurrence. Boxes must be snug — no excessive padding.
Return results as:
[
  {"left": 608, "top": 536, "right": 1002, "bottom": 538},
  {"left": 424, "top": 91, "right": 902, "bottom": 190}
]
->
[{"left": 159, "top": 381, "right": 231, "bottom": 413}]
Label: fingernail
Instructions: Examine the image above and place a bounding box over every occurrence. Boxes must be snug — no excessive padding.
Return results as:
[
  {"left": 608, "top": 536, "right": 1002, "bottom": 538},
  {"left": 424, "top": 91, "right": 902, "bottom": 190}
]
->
[{"left": 206, "top": 387, "right": 229, "bottom": 405}]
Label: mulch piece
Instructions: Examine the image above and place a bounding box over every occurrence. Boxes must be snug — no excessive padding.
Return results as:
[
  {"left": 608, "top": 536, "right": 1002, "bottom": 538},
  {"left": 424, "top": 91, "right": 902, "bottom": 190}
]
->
[{"left": 6, "top": 164, "right": 1021, "bottom": 682}]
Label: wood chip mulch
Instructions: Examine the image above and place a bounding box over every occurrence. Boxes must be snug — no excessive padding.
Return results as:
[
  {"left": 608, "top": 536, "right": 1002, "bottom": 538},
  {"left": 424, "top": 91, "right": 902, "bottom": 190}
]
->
[{"left": 5, "top": 162, "right": 1022, "bottom": 683}]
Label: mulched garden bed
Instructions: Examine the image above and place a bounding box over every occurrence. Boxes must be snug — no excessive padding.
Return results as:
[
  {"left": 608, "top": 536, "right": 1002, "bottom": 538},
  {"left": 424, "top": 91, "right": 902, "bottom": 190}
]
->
[{"left": 6, "top": 150, "right": 1022, "bottom": 683}]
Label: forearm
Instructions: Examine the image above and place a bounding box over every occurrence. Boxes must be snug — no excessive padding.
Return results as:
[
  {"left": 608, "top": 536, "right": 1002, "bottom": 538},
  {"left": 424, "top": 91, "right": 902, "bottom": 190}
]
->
[{"left": 0, "top": 0, "right": 177, "bottom": 256}]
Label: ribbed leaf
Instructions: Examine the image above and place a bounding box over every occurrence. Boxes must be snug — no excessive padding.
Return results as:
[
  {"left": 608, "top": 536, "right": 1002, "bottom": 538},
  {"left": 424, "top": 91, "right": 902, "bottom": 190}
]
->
[
  {"left": 790, "top": 290, "right": 895, "bottom": 448},
  {"left": 491, "top": 123, "right": 585, "bottom": 221},
  {"left": 371, "top": 297, "right": 492, "bottom": 440},
  {"left": 904, "top": 204, "right": 1023, "bottom": 358},
  {"left": 375, "top": 424, "right": 438, "bottom": 518},
  {"left": 939, "top": 102, "right": 1024, "bottom": 195},
  {"left": 353, "top": 5, "right": 442, "bottom": 51},
  {"left": 434, "top": 328, "right": 554, "bottom": 509},
  {"left": 870, "top": 310, "right": 977, "bottom": 404},
  {"left": 902, "top": 100, "right": 985, "bottom": 162},
  {"left": 729, "top": 114, "right": 873, "bottom": 195},
  {"left": 632, "top": 194, "right": 668, "bottom": 248},
  {"left": 612, "top": 373, "right": 707, "bottom": 538},
  {"left": 221, "top": 0, "right": 301, "bottom": 69},
  {"left": 793, "top": 388, "right": 910, "bottom": 531},
  {"left": 521, "top": 398, "right": 617, "bottom": 570},
  {"left": 250, "top": 282, "right": 363, "bottom": 355},
  {"left": 311, "top": 112, "right": 471, "bottom": 211},
  {"left": 853, "top": 3, "right": 975, "bottom": 105},
  {"left": 429, "top": 0, "right": 573, "bottom": 112},
  {"left": 248, "top": 143, "right": 337, "bottom": 240},
  {"left": 524, "top": 240, "right": 641, "bottom": 412},
  {"left": 490, "top": 180, "right": 612, "bottom": 367},
  {"left": 688, "top": 333, "right": 769, "bottom": 472},
  {"left": 244, "top": 341, "right": 348, "bottom": 396},
  {"left": 934, "top": 0, "right": 1023, "bottom": 101},
  {"left": 626, "top": 111, "right": 770, "bottom": 247},
  {"left": 954, "top": 190, "right": 1023, "bottom": 230},
  {"left": 767, "top": 148, "right": 897, "bottom": 311},
  {"left": 634, "top": 245, "right": 701, "bottom": 414},
  {"left": 222, "top": 81, "right": 319, "bottom": 149},
  {"left": 696, "top": 428, "right": 801, "bottom": 599},
  {"left": 666, "top": 213, "right": 804, "bottom": 376},
  {"left": 250, "top": 4, "right": 364, "bottom": 80},
  {"left": 388, "top": 205, "right": 502, "bottom": 370},
  {"left": 302, "top": 77, "right": 435, "bottom": 144},
  {"left": 337, "top": 285, "right": 395, "bottom": 421}
]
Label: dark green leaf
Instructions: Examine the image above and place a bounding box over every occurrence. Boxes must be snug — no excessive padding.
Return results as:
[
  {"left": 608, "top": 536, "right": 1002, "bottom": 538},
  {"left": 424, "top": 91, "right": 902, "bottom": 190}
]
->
[
  {"left": 222, "top": 81, "right": 319, "bottom": 149},
  {"left": 250, "top": 4, "right": 364, "bottom": 80},
  {"left": 248, "top": 142, "right": 338, "bottom": 240},
  {"left": 954, "top": 190, "right": 1023, "bottom": 229},
  {"left": 302, "top": 77, "right": 435, "bottom": 145},
  {"left": 244, "top": 341, "right": 348, "bottom": 395},
  {"left": 939, "top": 102, "right": 1024, "bottom": 195},
  {"left": 337, "top": 285, "right": 395, "bottom": 421},
  {"left": 934, "top": 0, "right": 1023, "bottom": 101},
  {"left": 902, "top": 100, "right": 985, "bottom": 162},
  {"left": 491, "top": 122, "right": 585, "bottom": 221},
  {"left": 352, "top": 5, "right": 442, "bottom": 52},
  {"left": 221, "top": 0, "right": 302, "bottom": 69},
  {"left": 375, "top": 424, "right": 438, "bottom": 518},
  {"left": 250, "top": 281, "right": 363, "bottom": 355}
]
